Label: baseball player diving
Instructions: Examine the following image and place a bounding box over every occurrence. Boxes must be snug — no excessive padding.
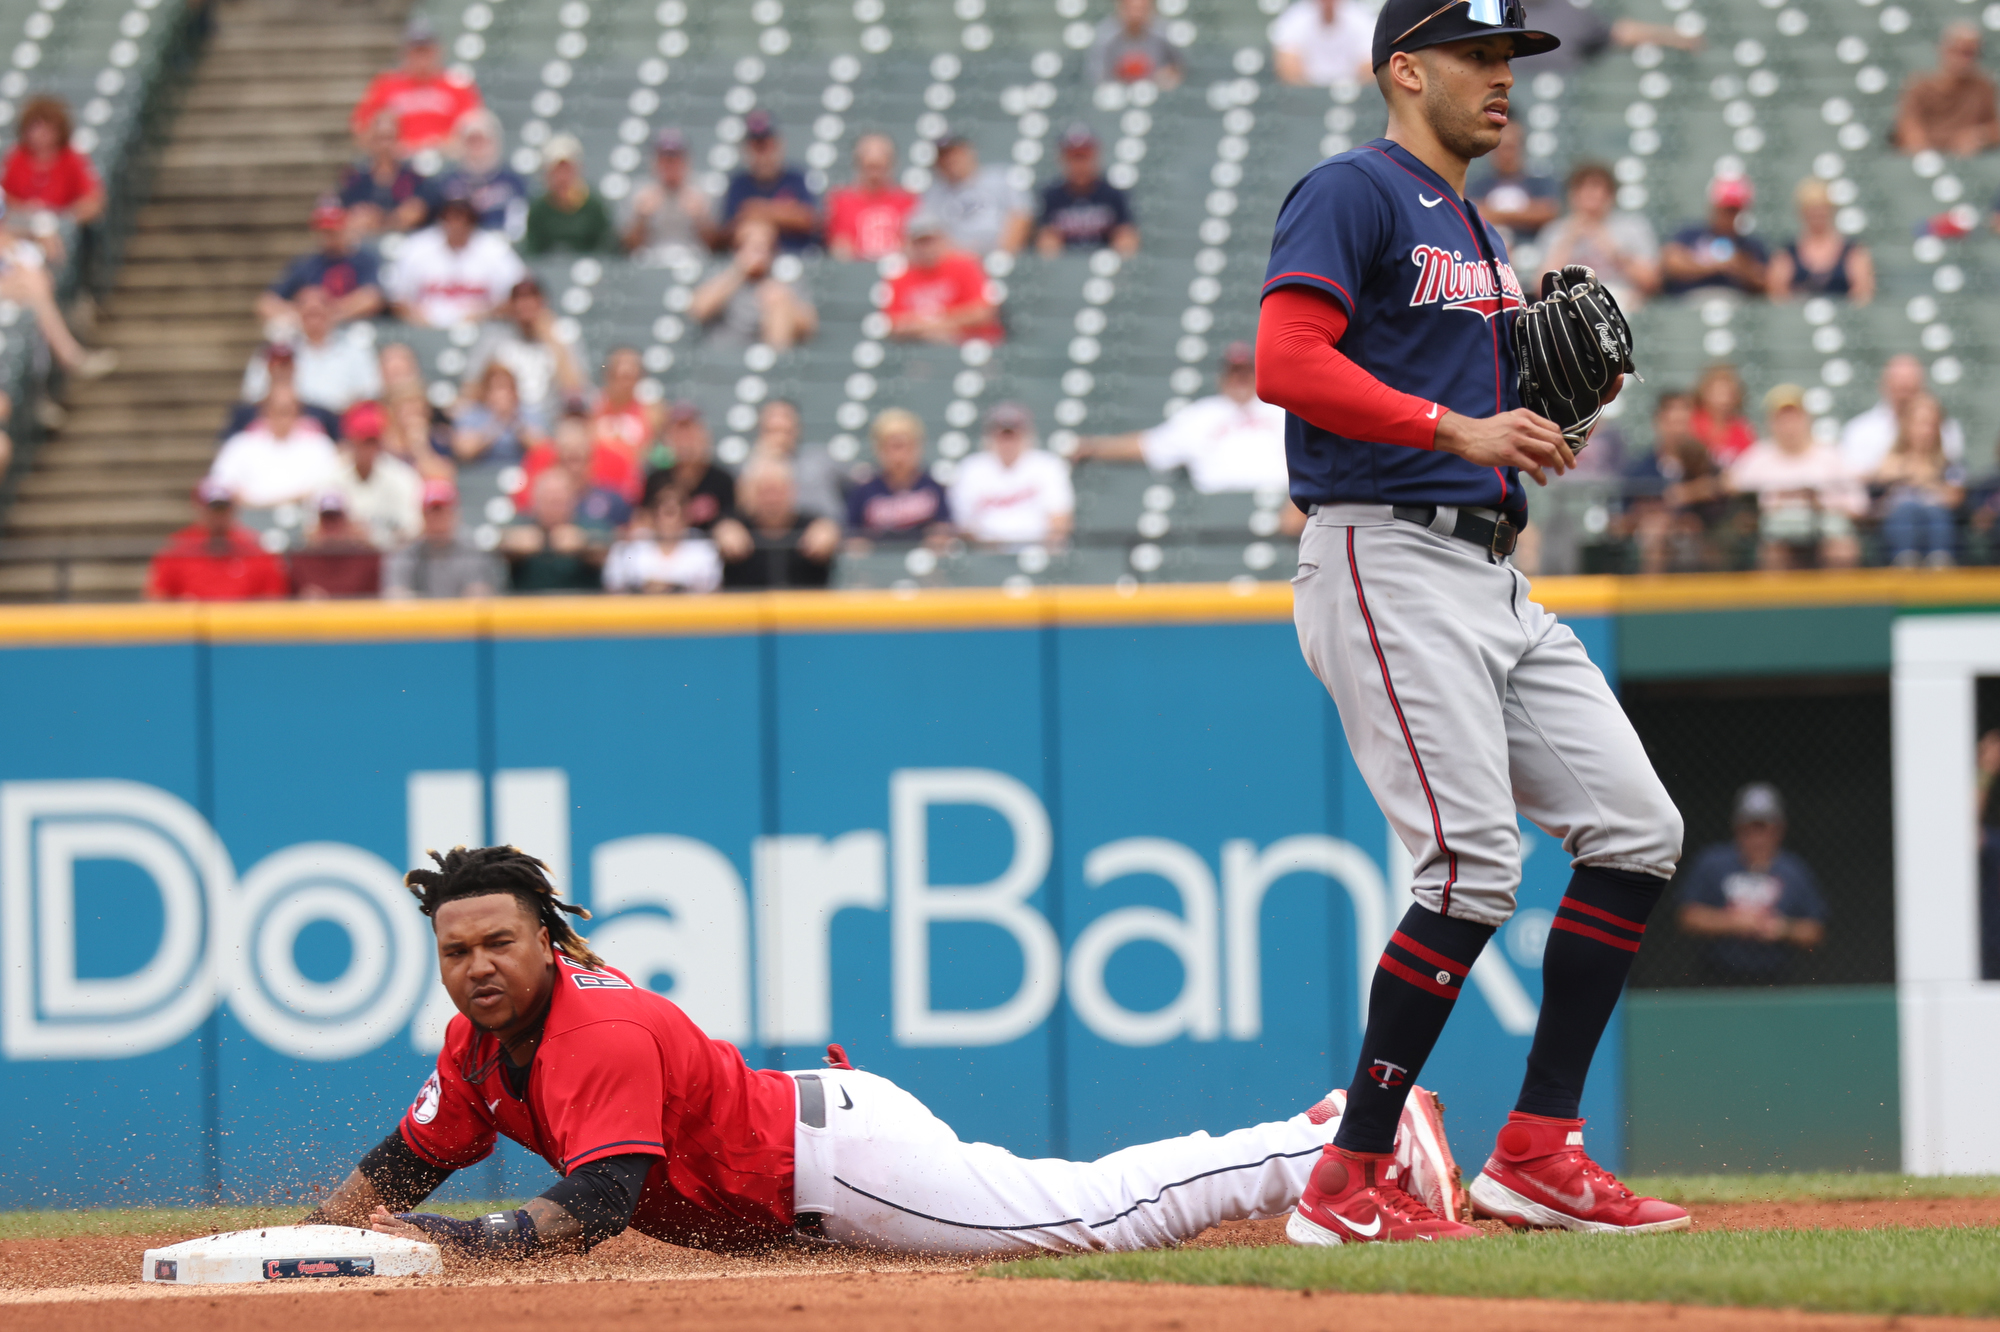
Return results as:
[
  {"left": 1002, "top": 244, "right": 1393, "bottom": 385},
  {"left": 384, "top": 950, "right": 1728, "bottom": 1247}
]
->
[
  {"left": 304, "top": 845, "right": 1463, "bottom": 1260},
  {"left": 1255, "top": 0, "right": 1689, "bottom": 1243}
]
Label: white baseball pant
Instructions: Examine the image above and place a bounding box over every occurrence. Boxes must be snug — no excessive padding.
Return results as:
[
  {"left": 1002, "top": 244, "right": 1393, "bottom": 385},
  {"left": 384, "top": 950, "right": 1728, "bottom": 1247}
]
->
[
  {"left": 1292, "top": 505, "right": 1682, "bottom": 927},
  {"left": 787, "top": 1069, "right": 1338, "bottom": 1256}
]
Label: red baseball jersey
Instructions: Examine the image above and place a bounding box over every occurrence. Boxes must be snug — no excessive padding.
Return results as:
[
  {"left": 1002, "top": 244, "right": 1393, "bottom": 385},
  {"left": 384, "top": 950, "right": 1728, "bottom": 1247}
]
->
[{"left": 400, "top": 955, "right": 798, "bottom": 1247}]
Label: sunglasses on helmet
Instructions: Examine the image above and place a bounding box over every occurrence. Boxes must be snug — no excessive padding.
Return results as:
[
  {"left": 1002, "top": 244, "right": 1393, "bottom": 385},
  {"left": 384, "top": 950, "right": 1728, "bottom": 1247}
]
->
[{"left": 1392, "top": 0, "right": 1528, "bottom": 48}]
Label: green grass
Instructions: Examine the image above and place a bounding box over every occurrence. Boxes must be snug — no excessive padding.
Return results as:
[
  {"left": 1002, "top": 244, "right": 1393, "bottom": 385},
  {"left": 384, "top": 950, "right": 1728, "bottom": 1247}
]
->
[
  {"left": 990, "top": 1227, "right": 2000, "bottom": 1319},
  {"left": 0, "top": 1200, "right": 523, "bottom": 1241},
  {"left": 1625, "top": 1172, "right": 2000, "bottom": 1203}
]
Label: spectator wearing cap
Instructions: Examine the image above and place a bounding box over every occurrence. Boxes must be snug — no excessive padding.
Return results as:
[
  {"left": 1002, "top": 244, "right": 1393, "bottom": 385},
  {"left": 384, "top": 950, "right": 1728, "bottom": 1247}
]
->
[
  {"left": 208, "top": 382, "right": 341, "bottom": 510},
  {"left": 1036, "top": 128, "right": 1138, "bottom": 257},
  {"left": 1086, "top": 0, "right": 1183, "bottom": 89},
  {"left": 1675, "top": 783, "right": 1827, "bottom": 983},
  {"left": 428, "top": 109, "right": 531, "bottom": 241},
  {"left": 1768, "top": 178, "right": 1874, "bottom": 305},
  {"left": 690, "top": 216, "right": 817, "bottom": 350},
  {"left": 920, "top": 136, "right": 1031, "bottom": 256},
  {"left": 386, "top": 190, "right": 526, "bottom": 327},
  {"left": 1663, "top": 175, "right": 1769, "bottom": 298},
  {"left": 949, "top": 403, "right": 1074, "bottom": 548},
  {"left": 501, "top": 466, "right": 609, "bottom": 593},
  {"left": 1895, "top": 22, "right": 2000, "bottom": 157},
  {"left": 1518, "top": 0, "right": 1701, "bottom": 78},
  {"left": 146, "top": 480, "right": 291, "bottom": 601},
  {"left": 2, "top": 94, "right": 104, "bottom": 265},
  {"left": 259, "top": 197, "right": 386, "bottom": 328},
  {"left": 1466, "top": 121, "right": 1560, "bottom": 251},
  {"left": 331, "top": 401, "right": 423, "bottom": 549},
  {"left": 845, "top": 408, "right": 950, "bottom": 548},
  {"left": 451, "top": 362, "right": 543, "bottom": 469},
  {"left": 290, "top": 493, "right": 383, "bottom": 599},
  {"left": 714, "top": 455, "right": 841, "bottom": 589},
  {"left": 1726, "top": 383, "right": 1865, "bottom": 571},
  {"left": 513, "top": 405, "right": 640, "bottom": 524},
  {"left": 1537, "top": 161, "right": 1659, "bottom": 311},
  {"left": 721, "top": 111, "right": 820, "bottom": 252},
  {"left": 1269, "top": 0, "right": 1373, "bottom": 88},
  {"left": 622, "top": 128, "right": 715, "bottom": 256},
  {"left": 351, "top": 16, "right": 484, "bottom": 153},
  {"left": 885, "top": 214, "right": 1002, "bottom": 344},
  {"left": 1074, "top": 342, "right": 1296, "bottom": 519},
  {"left": 524, "top": 134, "right": 618, "bottom": 255},
  {"left": 339, "top": 110, "right": 429, "bottom": 237},
  {"left": 648, "top": 402, "right": 736, "bottom": 531},
  {"left": 240, "top": 285, "right": 382, "bottom": 427},
  {"left": 824, "top": 134, "right": 917, "bottom": 262},
  {"left": 748, "top": 398, "right": 845, "bottom": 522},
  {"left": 603, "top": 486, "right": 723, "bottom": 594},
  {"left": 463, "top": 277, "right": 584, "bottom": 430},
  {"left": 1840, "top": 355, "right": 1965, "bottom": 477},
  {"left": 384, "top": 478, "right": 504, "bottom": 598}
]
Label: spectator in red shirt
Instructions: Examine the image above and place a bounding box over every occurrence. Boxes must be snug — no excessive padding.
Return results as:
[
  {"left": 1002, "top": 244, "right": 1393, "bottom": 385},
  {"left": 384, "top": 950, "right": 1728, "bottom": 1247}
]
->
[
  {"left": 825, "top": 134, "right": 916, "bottom": 262},
  {"left": 350, "top": 17, "right": 483, "bottom": 153},
  {"left": 2, "top": 95, "right": 103, "bottom": 264},
  {"left": 885, "top": 214, "right": 1002, "bottom": 344},
  {"left": 145, "top": 480, "right": 291, "bottom": 601},
  {"left": 514, "top": 406, "right": 641, "bottom": 514},
  {"left": 1692, "top": 362, "right": 1757, "bottom": 465},
  {"left": 591, "top": 346, "right": 660, "bottom": 473},
  {"left": 290, "top": 492, "right": 383, "bottom": 598}
]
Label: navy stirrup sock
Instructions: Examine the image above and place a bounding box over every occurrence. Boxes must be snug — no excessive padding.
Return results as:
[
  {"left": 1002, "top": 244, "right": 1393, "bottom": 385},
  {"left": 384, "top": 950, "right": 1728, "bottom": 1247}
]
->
[
  {"left": 1332, "top": 904, "right": 1495, "bottom": 1154},
  {"left": 1515, "top": 864, "right": 1665, "bottom": 1120}
]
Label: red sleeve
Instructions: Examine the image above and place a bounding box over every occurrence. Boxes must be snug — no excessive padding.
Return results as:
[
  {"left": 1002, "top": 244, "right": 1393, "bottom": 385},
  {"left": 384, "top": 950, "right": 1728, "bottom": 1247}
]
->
[
  {"left": 351, "top": 75, "right": 390, "bottom": 139},
  {"left": 1256, "top": 285, "right": 1445, "bottom": 452},
  {"left": 537, "top": 1020, "right": 671, "bottom": 1175},
  {"left": 953, "top": 254, "right": 987, "bottom": 310},
  {"left": 883, "top": 271, "right": 914, "bottom": 318},
  {"left": 1, "top": 149, "right": 31, "bottom": 203},
  {"left": 824, "top": 191, "right": 856, "bottom": 247},
  {"left": 398, "top": 1052, "right": 499, "bottom": 1170}
]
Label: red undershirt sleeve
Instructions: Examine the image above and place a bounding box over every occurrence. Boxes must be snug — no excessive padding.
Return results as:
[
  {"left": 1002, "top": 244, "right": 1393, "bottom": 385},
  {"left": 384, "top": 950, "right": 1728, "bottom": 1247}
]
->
[{"left": 1255, "top": 284, "right": 1446, "bottom": 451}]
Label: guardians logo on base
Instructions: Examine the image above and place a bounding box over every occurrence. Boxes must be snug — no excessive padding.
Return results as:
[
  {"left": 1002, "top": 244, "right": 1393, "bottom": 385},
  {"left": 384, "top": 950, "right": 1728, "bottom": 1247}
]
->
[
  {"left": 264, "top": 1257, "right": 375, "bottom": 1279},
  {"left": 152, "top": 1260, "right": 177, "bottom": 1281}
]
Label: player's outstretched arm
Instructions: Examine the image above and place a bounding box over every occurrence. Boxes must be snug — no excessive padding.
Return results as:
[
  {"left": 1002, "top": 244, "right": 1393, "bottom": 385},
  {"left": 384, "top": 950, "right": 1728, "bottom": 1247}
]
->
[
  {"left": 1433, "top": 409, "right": 1575, "bottom": 486},
  {"left": 370, "top": 1152, "right": 655, "bottom": 1260},
  {"left": 302, "top": 1130, "right": 457, "bottom": 1227}
]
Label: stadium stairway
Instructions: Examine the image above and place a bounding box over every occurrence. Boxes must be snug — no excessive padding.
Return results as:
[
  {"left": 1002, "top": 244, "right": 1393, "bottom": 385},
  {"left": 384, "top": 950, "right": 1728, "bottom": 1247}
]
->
[{"left": 0, "top": 0, "right": 404, "bottom": 601}]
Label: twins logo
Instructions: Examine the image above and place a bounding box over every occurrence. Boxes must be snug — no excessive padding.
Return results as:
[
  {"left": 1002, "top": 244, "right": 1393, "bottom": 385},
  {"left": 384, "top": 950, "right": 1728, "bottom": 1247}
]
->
[
  {"left": 1407, "top": 245, "right": 1525, "bottom": 321},
  {"left": 1368, "top": 1058, "right": 1409, "bottom": 1089}
]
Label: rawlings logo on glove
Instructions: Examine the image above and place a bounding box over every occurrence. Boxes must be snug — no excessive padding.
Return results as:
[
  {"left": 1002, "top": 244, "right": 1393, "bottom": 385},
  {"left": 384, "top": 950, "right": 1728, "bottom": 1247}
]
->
[{"left": 1512, "top": 264, "right": 1636, "bottom": 453}]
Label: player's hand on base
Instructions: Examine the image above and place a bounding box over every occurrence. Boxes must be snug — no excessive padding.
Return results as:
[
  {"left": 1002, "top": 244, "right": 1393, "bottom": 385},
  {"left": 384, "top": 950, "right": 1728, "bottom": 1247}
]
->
[
  {"left": 1434, "top": 409, "right": 1575, "bottom": 486},
  {"left": 367, "top": 1205, "right": 429, "bottom": 1241}
]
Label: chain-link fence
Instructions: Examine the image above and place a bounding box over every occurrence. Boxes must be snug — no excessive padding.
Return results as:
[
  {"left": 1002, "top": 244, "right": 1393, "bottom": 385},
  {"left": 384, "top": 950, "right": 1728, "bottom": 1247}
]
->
[{"left": 1622, "top": 677, "right": 1893, "bottom": 989}]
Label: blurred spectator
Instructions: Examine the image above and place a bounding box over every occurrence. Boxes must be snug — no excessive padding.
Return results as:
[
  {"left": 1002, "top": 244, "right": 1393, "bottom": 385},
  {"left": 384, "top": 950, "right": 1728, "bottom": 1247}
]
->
[
  {"left": 1036, "top": 127, "right": 1138, "bottom": 256},
  {"left": 650, "top": 402, "right": 735, "bottom": 530},
  {"left": 383, "top": 478, "right": 503, "bottom": 598},
  {"left": 922, "top": 136, "right": 1031, "bottom": 256},
  {"left": 378, "top": 341, "right": 426, "bottom": 400},
  {"left": 748, "top": 398, "right": 843, "bottom": 521},
  {"left": 350, "top": 16, "right": 483, "bottom": 153},
  {"left": 1086, "top": 0, "right": 1183, "bottom": 89},
  {"left": 714, "top": 455, "right": 840, "bottom": 589},
  {"left": 1840, "top": 355, "right": 1965, "bottom": 475},
  {"left": 339, "top": 111, "right": 428, "bottom": 236},
  {"left": 259, "top": 198, "right": 385, "bottom": 327},
  {"left": 464, "top": 277, "right": 583, "bottom": 429},
  {"left": 1269, "top": 0, "right": 1373, "bottom": 87},
  {"left": 502, "top": 468, "right": 608, "bottom": 592},
  {"left": 1980, "top": 731, "right": 2000, "bottom": 980},
  {"left": 386, "top": 192, "right": 525, "bottom": 327},
  {"left": 1618, "top": 390, "right": 1727, "bottom": 574},
  {"left": 591, "top": 346, "right": 662, "bottom": 476},
  {"left": 621, "top": 128, "right": 713, "bottom": 256},
  {"left": 603, "top": 486, "right": 723, "bottom": 594},
  {"left": 1074, "top": 342, "right": 1295, "bottom": 518},
  {"left": 452, "top": 362, "right": 542, "bottom": 468},
  {"left": 1466, "top": 121, "right": 1559, "bottom": 250},
  {"left": 515, "top": 406, "right": 639, "bottom": 523},
  {"left": 240, "top": 285, "right": 382, "bottom": 421},
  {"left": 289, "top": 493, "right": 382, "bottom": 598},
  {"left": 691, "top": 217, "right": 817, "bottom": 350},
  {"left": 0, "top": 226, "right": 113, "bottom": 377},
  {"left": 1872, "top": 393, "right": 1964, "bottom": 568},
  {"left": 1520, "top": 0, "right": 1701, "bottom": 76},
  {"left": 387, "top": 386, "right": 455, "bottom": 476},
  {"left": 1726, "top": 382, "right": 1864, "bottom": 570},
  {"left": 825, "top": 134, "right": 917, "bottom": 262},
  {"left": 722, "top": 111, "right": 819, "bottom": 252},
  {"left": 1894, "top": 22, "right": 2000, "bottom": 157},
  {"left": 1767, "top": 178, "right": 1874, "bottom": 305},
  {"left": 846, "top": 407, "right": 950, "bottom": 547},
  {"left": 950, "top": 402, "right": 1074, "bottom": 548},
  {"left": 208, "top": 383, "right": 339, "bottom": 509},
  {"left": 145, "top": 480, "right": 290, "bottom": 601},
  {"left": 0, "top": 390, "right": 14, "bottom": 481},
  {"left": 1675, "top": 782, "right": 1827, "bottom": 983},
  {"left": 428, "top": 109, "right": 530, "bottom": 241},
  {"left": 330, "top": 401, "right": 423, "bottom": 549},
  {"left": 231, "top": 347, "right": 329, "bottom": 439},
  {"left": 1534, "top": 162, "right": 1658, "bottom": 309},
  {"left": 524, "top": 134, "right": 618, "bottom": 255},
  {"left": 2, "top": 94, "right": 104, "bottom": 259},
  {"left": 1691, "top": 363, "right": 1756, "bottom": 465},
  {"left": 886, "top": 214, "right": 1002, "bottom": 344},
  {"left": 1663, "top": 175, "right": 1767, "bottom": 298}
]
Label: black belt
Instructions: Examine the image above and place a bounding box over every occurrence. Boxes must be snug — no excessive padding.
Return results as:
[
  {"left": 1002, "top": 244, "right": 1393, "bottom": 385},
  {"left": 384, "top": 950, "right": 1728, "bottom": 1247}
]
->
[{"left": 1391, "top": 504, "right": 1520, "bottom": 559}]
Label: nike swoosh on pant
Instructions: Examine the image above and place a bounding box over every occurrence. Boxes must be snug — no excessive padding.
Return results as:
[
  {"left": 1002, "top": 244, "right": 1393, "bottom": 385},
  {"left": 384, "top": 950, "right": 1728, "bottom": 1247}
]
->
[{"left": 839, "top": 1088, "right": 854, "bottom": 1110}]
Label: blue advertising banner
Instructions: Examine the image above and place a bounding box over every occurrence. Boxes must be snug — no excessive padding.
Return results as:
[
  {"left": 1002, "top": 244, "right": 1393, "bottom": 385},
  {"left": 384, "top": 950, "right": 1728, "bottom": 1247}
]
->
[{"left": 0, "top": 598, "right": 1619, "bottom": 1209}]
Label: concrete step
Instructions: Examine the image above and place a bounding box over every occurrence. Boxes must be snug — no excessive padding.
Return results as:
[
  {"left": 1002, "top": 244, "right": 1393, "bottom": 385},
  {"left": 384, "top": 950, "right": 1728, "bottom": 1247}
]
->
[
  {"left": 33, "top": 444, "right": 220, "bottom": 471},
  {"left": 68, "top": 344, "right": 251, "bottom": 374},
  {"left": 123, "top": 230, "right": 309, "bottom": 262},
  {"left": 116, "top": 259, "right": 295, "bottom": 289},
  {"left": 181, "top": 84, "right": 371, "bottom": 114},
  {"left": 209, "top": 24, "right": 397, "bottom": 52},
  {"left": 150, "top": 166, "right": 350, "bottom": 198},
  {"left": 38, "top": 428, "right": 224, "bottom": 456},
  {"left": 198, "top": 52, "right": 389, "bottom": 80},
  {"left": 102, "top": 291, "right": 264, "bottom": 320},
  {"left": 0, "top": 561, "right": 150, "bottom": 601},
  {"left": 136, "top": 201, "right": 324, "bottom": 230},
  {"left": 160, "top": 142, "right": 355, "bottom": 171},
  {"left": 64, "top": 377, "right": 244, "bottom": 408},
  {"left": 97, "top": 318, "right": 260, "bottom": 349},
  {"left": 173, "top": 112, "right": 361, "bottom": 143},
  {"left": 8, "top": 498, "right": 193, "bottom": 533},
  {"left": 15, "top": 467, "right": 208, "bottom": 500}
]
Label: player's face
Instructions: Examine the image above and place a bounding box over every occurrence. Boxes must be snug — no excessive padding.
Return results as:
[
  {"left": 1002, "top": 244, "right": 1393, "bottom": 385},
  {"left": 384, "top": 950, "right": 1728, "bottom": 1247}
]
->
[
  {"left": 434, "top": 894, "right": 555, "bottom": 1036},
  {"left": 1417, "top": 36, "right": 1514, "bottom": 161}
]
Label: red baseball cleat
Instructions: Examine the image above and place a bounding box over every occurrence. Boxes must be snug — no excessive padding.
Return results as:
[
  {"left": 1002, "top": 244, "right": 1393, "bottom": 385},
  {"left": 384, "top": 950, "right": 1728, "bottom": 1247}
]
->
[
  {"left": 1468, "top": 1112, "right": 1690, "bottom": 1233},
  {"left": 1287, "top": 1146, "right": 1483, "bottom": 1245}
]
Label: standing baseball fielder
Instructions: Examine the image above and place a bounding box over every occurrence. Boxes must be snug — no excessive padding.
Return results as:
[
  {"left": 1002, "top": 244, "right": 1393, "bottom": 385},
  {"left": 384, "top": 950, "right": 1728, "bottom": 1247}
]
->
[
  {"left": 1256, "top": 0, "right": 1691, "bottom": 1243},
  {"left": 305, "top": 846, "right": 1462, "bottom": 1261}
]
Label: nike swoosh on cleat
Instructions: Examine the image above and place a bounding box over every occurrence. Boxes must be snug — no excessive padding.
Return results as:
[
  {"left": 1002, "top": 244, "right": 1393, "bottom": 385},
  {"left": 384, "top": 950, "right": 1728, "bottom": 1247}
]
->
[
  {"left": 1420, "top": 194, "right": 1444, "bottom": 208},
  {"left": 1541, "top": 1183, "right": 1595, "bottom": 1213},
  {"left": 1331, "top": 1210, "right": 1383, "bottom": 1238}
]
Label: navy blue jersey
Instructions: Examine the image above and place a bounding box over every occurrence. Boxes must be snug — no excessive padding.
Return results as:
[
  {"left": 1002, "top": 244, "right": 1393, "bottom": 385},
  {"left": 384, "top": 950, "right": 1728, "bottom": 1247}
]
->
[{"left": 1262, "top": 138, "right": 1529, "bottom": 519}]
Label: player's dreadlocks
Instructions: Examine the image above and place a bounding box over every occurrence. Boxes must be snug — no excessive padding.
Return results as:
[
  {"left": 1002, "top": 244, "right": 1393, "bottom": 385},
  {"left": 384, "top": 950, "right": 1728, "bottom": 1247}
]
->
[{"left": 406, "top": 844, "right": 605, "bottom": 968}]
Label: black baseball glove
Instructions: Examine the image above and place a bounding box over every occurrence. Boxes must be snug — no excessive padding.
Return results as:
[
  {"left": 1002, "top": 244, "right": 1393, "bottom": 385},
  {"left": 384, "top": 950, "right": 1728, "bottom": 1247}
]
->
[{"left": 1512, "top": 264, "right": 1635, "bottom": 452}]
